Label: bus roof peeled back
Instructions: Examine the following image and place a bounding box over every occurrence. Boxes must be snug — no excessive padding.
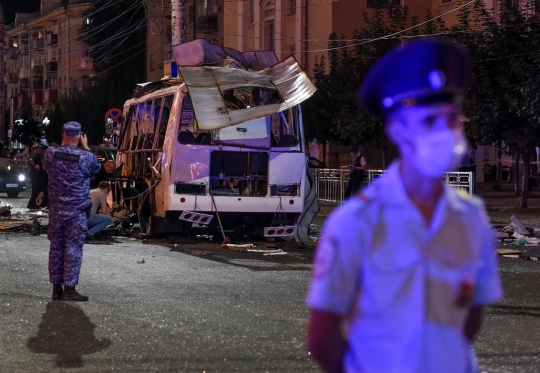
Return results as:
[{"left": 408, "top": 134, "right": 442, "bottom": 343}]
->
[{"left": 178, "top": 56, "right": 316, "bottom": 130}]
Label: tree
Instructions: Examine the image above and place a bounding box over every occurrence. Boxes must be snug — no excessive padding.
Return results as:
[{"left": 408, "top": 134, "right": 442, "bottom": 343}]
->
[
  {"left": 303, "top": 5, "right": 419, "bottom": 167},
  {"left": 46, "top": 78, "right": 114, "bottom": 145},
  {"left": 304, "top": 0, "right": 540, "bottom": 207},
  {"left": 450, "top": 0, "right": 540, "bottom": 207}
]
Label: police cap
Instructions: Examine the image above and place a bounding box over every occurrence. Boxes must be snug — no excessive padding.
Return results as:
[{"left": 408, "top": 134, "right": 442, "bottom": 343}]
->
[
  {"left": 358, "top": 38, "right": 471, "bottom": 116},
  {"left": 63, "top": 121, "right": 82, "bottom": 136}
]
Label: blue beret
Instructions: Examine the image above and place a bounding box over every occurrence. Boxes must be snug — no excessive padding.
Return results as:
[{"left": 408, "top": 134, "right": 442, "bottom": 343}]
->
[
  {"left": 358, "top": 38, "right": 471, "bottom": 116},
  {"left": 63, "top": 121, "right": 81, "bottom": 136}
]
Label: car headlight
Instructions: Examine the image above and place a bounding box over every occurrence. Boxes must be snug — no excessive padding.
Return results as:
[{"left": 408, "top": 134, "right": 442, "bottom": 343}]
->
[{"left": 18, "top": 174, "right": 25, "bottom": 182}]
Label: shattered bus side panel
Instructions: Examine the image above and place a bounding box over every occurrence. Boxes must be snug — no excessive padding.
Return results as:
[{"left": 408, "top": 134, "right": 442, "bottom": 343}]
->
[{"left": 158, "top": 90, "right": 182, "bottom": 217}]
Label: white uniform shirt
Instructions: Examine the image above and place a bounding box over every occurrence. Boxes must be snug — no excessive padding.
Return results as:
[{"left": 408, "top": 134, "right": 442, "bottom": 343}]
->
[{"left": 307, "top": 162, "right": 502, "bottom": 373}]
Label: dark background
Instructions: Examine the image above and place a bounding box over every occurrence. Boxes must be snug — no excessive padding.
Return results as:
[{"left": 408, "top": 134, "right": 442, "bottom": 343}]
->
[{"left": 1, "top": 0, "right": 40, "bottom": 24}]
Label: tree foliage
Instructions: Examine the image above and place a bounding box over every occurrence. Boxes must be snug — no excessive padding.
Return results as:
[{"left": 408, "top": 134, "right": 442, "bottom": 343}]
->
[
  {"left": 46, "top": 78, "right": 115, "bottom": 145},
  {"left": 303, "top": 0, "right": 540, "bottom": 206}
]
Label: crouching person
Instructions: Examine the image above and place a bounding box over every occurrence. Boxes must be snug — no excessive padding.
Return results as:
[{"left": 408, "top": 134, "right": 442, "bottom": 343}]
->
[{"left": 87, "top": 181, "right": 113, "bottom": 241}]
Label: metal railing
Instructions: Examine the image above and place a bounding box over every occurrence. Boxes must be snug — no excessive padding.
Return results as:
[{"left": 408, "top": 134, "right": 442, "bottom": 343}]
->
[
  {"left": 311, "top": 168, "right": 474, "bottom": 203},
  {"left": 310, "top": 168, "right": 350, "bottom": 202}
]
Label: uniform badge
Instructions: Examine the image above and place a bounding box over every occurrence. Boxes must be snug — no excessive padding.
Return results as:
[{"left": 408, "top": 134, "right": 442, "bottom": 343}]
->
[
  {"left": 54, "top": 152, "right": 80, "bottom": 163},
  {"left": 313, "top": 236, "right": 337, "bottom": 278}
]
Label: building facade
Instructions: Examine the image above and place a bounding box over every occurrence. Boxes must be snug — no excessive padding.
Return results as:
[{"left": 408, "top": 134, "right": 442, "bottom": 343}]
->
[
  {"left": 146, "top": 0, "right": 224, "bottom": 82},
  {"left": 4, "top": 0, "right": 94, "bottom": 119},
  {"left": 223, "top": 0, "right": 443, "bottom": 76}
]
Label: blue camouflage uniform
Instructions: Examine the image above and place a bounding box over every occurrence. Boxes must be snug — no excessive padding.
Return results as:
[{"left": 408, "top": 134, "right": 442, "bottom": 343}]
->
[{"left": 43, "top": 122, "right": 101, "bottom": 287}]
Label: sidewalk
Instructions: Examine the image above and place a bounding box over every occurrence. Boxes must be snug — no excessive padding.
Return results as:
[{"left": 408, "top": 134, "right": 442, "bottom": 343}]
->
[{"left": 317, "top": 182, "right": 540, "bottom": 217}]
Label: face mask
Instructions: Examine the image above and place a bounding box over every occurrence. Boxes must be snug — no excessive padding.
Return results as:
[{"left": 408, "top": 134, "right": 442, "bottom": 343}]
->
[{"left": 396, "top": 127, "right": 468, "bottom": 178}]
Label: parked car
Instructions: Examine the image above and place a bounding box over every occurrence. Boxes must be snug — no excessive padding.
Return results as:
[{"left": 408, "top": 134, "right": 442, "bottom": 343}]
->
[
  {"left": 0, "top": 167, "right": 26, "bottom": 197},
  {"left": 89, "top": 145, "right": 117, "bottom": 164}
]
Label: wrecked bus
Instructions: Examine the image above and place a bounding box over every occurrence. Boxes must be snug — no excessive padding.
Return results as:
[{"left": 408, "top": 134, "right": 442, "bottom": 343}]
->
[{"left": 112, "top": 40, "right": 318, "bottom": 243}]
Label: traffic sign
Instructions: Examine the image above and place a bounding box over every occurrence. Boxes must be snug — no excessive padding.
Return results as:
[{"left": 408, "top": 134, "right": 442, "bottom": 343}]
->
[{"left": 105, "top": 108, "right": 123, "bottom": 134}]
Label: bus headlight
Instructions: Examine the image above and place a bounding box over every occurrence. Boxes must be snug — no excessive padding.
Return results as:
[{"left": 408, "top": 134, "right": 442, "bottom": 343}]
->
[{"left": 18, "top": 174, "right": 26, "bottom": 182}]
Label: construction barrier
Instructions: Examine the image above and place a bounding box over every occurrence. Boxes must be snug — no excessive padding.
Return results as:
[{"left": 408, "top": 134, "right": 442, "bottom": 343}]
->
[{"left": 311, "top": 168, "right": 474, "bottom": 204}]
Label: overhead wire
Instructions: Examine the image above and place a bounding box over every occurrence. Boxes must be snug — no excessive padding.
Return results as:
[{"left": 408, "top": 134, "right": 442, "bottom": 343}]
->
[
  {"left": 28, "top": 1, "right": 143, "bottom": 57},
  {"left": 12, "top": 0, "right": 129, "bottom": 54},
  {"left": 269, "top": 0, "right": 476, "bottom": 53},
  {"left": 222, "top": 3, "right": 328, "bottom": 51},
  {"left": 88, "top": 18, "right": 147, "bottom": 62},
  {"left": 57, "top": 1, "right": 144, "bottom": 50},
  {"left": 15, "top": 1, "right": 146, "bottom": 80}
]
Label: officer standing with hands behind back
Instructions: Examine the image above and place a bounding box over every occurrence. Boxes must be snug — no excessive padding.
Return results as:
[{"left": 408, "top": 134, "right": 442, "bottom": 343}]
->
[
  {"left": 306, "top": 39, "right": 502, "bottom": 373},
  {"left": 43, "top": 122, "right": 102, "bottom": 302}
]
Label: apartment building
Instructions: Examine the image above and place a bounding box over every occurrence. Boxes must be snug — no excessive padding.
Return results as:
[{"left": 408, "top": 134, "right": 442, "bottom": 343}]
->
[
  {"left": 223, "top": 0, "right": 444, "bottom": 75},
  {"left": 4, "top": 0, "right": 93, "bottom": 117},
  {"left": 146, "top": 0, "right": 224, "bottom": 82}
]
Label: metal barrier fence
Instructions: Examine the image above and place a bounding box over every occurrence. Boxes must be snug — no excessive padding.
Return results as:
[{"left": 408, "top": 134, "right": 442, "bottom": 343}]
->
[
  {"left": 311, "top": 168, "right": 474, "bottom": 203},
  {"left": 310, "top": 168, "right": 350, "bottom": 202}
]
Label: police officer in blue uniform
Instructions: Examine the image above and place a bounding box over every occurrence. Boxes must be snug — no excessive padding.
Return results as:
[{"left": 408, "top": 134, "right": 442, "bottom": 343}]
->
[
  {"left": 43, "top": 122, "right": 102, "bottom": 301},
  {"left": 307, "top": 39, "right": 502, "bottom": 373}
]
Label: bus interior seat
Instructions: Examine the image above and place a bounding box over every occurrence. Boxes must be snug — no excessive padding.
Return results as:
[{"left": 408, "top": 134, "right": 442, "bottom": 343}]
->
[
  {"left": 196, "top": 132, "right": 211, "bottom": 145},
  {"left": 179, "top": 131, "right": 196, "bottom": 144}
]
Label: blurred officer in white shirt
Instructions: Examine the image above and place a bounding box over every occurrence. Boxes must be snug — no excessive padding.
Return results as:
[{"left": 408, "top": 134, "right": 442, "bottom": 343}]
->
[{"left": 306, "top": 38, "right": 502, "bottom": 373}]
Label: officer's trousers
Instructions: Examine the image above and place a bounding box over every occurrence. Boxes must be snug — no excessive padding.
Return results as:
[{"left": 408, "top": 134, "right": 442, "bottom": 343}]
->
[
  {"left": 27, "top": 176, "right": 42, "bottom": 208},
  {"left": 48, "top": 208, "right": 87, "bottom": 287},
  {"left": 344, "top": 178, "right": 362, "bottom": 199}
]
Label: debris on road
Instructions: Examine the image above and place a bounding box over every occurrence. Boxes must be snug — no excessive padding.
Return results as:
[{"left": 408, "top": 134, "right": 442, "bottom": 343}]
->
[
  {"left": 189, "top": 251, "right": 211, "bottom": 256},
  {"left": 510, "top": 215, "right": 531, "bottom": 236},
  {"left": 0, "top": 211, "right": 48, "bottom": 233},
  {"left": 497, "top": 249, "right": 523, "bottom": 256},
  {"left": 226, "top": 244, "right": 256, "bottom": 248},
  {"left": 0, "top": 205, "right": 11, "bottom": 217},
  {"left": 245, "top": 248, "right": 283, "bottom": 253},
  {"left": 517, "top": 237, "right": 531, "bottom": 245},
  {"left": 137, "top": 259, "right": 145, "bottom": 264},
  {"left": 264, "top": 250, "right": 287, "bottom": 256}
]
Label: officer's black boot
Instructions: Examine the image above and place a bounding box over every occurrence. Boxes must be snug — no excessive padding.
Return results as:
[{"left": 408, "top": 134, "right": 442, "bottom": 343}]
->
[
  {"left": 52, "top": 284, "right": 63, "bottom": 301},
  {"left": 62, "top": 286, "right": 89, "bottom": 302}
]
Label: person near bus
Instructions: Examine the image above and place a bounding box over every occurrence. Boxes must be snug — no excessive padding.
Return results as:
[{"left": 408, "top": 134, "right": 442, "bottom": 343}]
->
[{"left": 344, "top": 147, "right": 368, "bottom": 199}]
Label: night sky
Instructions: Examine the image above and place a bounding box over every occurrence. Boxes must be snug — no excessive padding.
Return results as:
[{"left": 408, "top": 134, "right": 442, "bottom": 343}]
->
[{"left": 1, "top": 0, "right": 41, "bottom": 25}]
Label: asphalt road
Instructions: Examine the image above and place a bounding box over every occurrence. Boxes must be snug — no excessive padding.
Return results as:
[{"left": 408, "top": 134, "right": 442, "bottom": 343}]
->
[{"left": 0, "top": 187, "right": 539, "bottom": 372}]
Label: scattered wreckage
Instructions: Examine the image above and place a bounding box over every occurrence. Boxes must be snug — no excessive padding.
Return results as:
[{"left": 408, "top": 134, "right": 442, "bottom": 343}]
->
[
  {"left": 496, "top": 215, "right": 540, "bottom": 261},
  {"left": 110, "top": 40, "right": 319, "bottom": 245}
]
